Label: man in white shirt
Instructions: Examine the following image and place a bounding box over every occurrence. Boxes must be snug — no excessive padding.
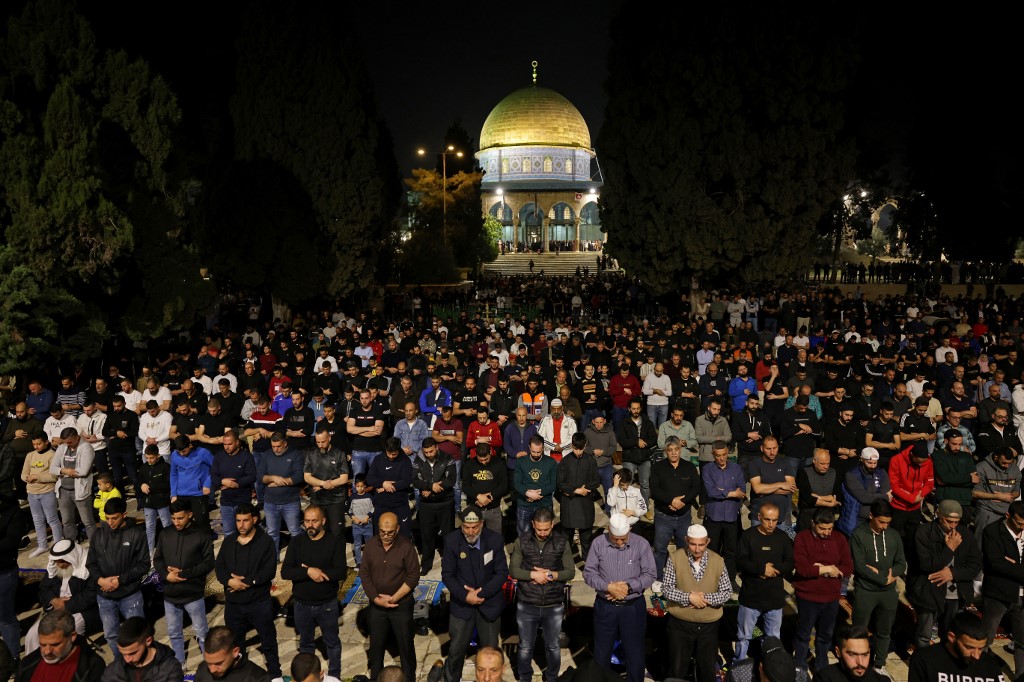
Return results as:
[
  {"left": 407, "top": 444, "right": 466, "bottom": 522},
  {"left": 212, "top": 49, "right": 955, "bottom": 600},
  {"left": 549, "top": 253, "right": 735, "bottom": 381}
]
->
[
  {"left": 118, "top": 377, "right": 144, "bottom": 413},
  {"left": 642, "top": 363, "right": 672, "bottom": 429},
  {"left": 140, "top": 377, "right": 172, "bottom": 413},
  {"left": 76, "top": 400, "right": 107, "bottom": 472},
  {"left": 192, "top": 366, "right": 215, "bottom": 396},
  {"left": 138, "top": 400, "right": 173, "bottom": 459},
  {"left": 44, "top": 404, "right": 78, "bottom": 448}
]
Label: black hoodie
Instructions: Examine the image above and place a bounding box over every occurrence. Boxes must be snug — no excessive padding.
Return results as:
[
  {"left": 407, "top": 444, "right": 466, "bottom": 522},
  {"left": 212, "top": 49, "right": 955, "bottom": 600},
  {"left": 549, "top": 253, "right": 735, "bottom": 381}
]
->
[
  {"left": 214, "top": 525, "right": 277, "bottom": 604},
  {"left": 154, "top": 520, "right": 215, "bottom": 605}
]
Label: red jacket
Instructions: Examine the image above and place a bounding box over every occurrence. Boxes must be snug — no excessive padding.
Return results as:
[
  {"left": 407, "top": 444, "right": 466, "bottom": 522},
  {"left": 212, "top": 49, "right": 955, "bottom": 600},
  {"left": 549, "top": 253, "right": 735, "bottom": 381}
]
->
[
  {"left": 466, "top": 420, "right": 503, "bottom": 454},
  {"left": 793, "top": 528, "right": 853, "bottom": 602},
  {"left": 887, "top": 445, "right": 935, "bottom": 511},
  {"left": 608, "top": 374, "right": 642, "bottom": 409}
]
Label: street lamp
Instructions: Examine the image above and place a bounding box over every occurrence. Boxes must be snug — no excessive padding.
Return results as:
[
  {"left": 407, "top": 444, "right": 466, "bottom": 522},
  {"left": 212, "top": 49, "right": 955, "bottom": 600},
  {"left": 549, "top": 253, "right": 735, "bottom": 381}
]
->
[{"left": 418, "top": 144, "right": 463, "bottom": 247}]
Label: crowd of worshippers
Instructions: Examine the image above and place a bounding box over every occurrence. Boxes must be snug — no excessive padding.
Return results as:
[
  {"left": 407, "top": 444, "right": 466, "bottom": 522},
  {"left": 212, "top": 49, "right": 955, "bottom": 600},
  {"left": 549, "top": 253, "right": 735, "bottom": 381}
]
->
[{"left": 2, "top": 291, "right": 1024, "bottom": 682}]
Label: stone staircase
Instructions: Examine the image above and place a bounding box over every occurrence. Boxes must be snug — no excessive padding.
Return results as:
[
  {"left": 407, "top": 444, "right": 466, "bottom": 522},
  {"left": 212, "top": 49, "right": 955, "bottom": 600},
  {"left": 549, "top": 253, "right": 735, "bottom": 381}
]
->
[{"left": 481, "top": 252, "right": 616, "bottom": 276}]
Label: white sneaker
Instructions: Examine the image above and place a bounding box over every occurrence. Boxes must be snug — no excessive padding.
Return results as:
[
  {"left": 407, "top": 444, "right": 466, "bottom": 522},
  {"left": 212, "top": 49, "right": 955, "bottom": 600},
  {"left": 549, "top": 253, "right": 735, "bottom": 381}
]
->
[
  {"left": 873, "top": 666, "right": 892, "bottom": 681},
  {"left": 29, "top": 547, "right": 48, "bottom": 558}
]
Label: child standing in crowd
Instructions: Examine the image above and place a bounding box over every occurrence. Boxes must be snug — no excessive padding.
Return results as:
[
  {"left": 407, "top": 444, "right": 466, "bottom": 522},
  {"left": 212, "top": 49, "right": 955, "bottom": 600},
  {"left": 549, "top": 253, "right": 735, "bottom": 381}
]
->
[
  {"left": 606, "top": 468, "right": 647, "bottom": 525},
  {"left": 349, "top": 474, "right": 374, "bottom": 567},
  {"left": 92, "top": 472, "right": 121, "bottom": 523}
]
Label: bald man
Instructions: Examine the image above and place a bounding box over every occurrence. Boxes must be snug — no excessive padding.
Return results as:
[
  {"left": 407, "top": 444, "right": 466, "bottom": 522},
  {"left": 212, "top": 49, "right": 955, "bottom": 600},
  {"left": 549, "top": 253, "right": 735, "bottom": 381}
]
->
[{"left": 361, "top": 512, "right": 419, "bottom": 682}]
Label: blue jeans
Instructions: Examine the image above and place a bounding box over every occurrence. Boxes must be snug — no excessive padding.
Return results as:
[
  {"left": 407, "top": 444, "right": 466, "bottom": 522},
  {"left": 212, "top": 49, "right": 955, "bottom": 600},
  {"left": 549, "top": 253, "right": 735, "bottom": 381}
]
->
[
  {"left": 647, "top": 404, "right": 668, "bottom": 429},
  {"left": 264, "top": 500, "right": 302, "bottom": 555},
  {"left": 653, "top": 510, "right": 690, "bottom": 580},
  {"left": 252, "top": 450, "right": 266, "bottom": 503},
  {"left": 352, "top": 523, "right": 373, "bottom": 565},
  {"left": 621, "top": 460, "right": 651, "bottom": 511},
  {"left": 351, "top": 450, "right": 381, "bottom": 478},
  {"left": 294, "top": 600, "right": 341, "bottom": 677},
  {"left": 516, "top": 505, "right": 546, "bottom": 537},
  {"left": 144, "top": 506, "right": 171, "bottom": 555},
  {"left": 165, "top": 597, "right": 208, "bottom": 663},
  {"left": 28, "top": 492, "right": 63, "bottom": 550},
  {"left": 597, "top": 464, "right": 614, "bottom": 511},
  {"left": 0, "top": 569, "right": 19, "bottom": 658},
  {"left": 97, "top": 591, "right": 145, "bottom": 661},
  {"left": 220, "top": 504, "right": 238, "bottom": 536},
  {"left": 517, "top": 602, "right": 565, "bottom": 682},
  {"left": 734, "top": 605, "right": 782, "bottom": 661}
]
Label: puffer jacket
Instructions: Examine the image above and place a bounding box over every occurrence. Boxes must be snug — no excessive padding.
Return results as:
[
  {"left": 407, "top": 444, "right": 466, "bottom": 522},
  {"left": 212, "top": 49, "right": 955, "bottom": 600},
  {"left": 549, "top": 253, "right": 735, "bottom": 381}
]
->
[{"left": 84, "top": 518, "right": 150, "bottom": 600}]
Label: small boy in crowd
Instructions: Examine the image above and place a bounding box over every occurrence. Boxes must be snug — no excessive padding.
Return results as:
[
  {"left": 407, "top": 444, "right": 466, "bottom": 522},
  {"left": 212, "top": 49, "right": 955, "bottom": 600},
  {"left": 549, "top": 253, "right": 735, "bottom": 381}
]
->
[
  {"left": 606, "top": 468, "right": 646, "bottom": 525},
  {"left": 349, "top": 474, "right": 374, "bottom": 568},
  {"left": 93, "top": 472, "right": 122, "bottom": 522}
]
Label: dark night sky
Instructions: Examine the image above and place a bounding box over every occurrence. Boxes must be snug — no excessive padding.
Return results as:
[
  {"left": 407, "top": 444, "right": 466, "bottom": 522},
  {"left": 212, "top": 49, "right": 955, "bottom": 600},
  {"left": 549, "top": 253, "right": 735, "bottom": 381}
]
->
[{"left": 355, "top": 2, "right": 613, "bottom": 175}]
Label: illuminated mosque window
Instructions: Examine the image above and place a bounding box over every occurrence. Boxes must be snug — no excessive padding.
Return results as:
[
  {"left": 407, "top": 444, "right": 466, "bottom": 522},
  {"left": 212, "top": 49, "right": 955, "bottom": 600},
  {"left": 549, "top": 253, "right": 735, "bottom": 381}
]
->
[
  {"left": 501, "top": 158, "right": 509, "bottom": 173},
  {"left": 566, "top": 158, "right": 573, "bottom": 174},
  {"left": 543, "top": 157, "right": 552, "bottom": 172},
  {"left": 522, "top": 157, "right": 530, "bottom": 172}
]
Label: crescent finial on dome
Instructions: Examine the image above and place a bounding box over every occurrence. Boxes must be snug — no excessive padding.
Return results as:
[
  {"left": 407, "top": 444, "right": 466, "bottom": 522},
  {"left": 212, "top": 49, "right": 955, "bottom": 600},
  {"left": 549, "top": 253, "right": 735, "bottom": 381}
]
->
[{"left": 532, "top": 60, "right": 538, "bottom": 85}]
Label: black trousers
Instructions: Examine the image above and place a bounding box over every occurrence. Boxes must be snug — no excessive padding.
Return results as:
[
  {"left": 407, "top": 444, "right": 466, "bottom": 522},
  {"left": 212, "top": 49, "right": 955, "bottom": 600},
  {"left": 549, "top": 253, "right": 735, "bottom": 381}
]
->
[
  {"left": 321, "top": 501, "right": 348, "bottom": 564},
  {"left": 704, "top": 519, "right": 739, "bottom": 589},
  {"left": 668, "top": 617, "right": 720, "bottom": 682},
  {"left": 419, "top": 500, "right": 454, "bottom": 570},
  {"left": 225, "top": 598, "right": 281, "bottom": 678},
  {"left": 366, "top": 599, "right": 416, "bottom": 682},
  {"left": 891, "top": 507, "right": 922, "bottom": 549}
]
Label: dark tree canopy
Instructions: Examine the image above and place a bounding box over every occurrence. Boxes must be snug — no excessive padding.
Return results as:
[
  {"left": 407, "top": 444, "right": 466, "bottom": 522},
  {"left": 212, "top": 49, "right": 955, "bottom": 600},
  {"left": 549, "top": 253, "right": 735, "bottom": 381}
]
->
[
  {"left": 0, "top": 0, "right": 213, "bottom": 371},
  {"left": 231, "top": 0, "right": 401, "bottom": 297},
  {"left": 599, "top": 3, "right": 859, "bottom": 294}
]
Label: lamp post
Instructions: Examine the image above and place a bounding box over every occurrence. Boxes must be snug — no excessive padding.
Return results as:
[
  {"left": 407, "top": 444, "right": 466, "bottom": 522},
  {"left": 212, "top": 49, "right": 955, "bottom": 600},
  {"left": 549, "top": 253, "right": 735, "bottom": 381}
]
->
[{"left": 418, "top": 144, "right": 463, "bottom": 247}]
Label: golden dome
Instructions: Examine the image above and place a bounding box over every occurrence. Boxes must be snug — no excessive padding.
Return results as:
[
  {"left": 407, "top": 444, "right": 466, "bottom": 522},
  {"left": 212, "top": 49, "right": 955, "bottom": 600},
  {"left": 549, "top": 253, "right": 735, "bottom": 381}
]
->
[{"left": 479, "top": 86, "right": 592, "bottom": 150}]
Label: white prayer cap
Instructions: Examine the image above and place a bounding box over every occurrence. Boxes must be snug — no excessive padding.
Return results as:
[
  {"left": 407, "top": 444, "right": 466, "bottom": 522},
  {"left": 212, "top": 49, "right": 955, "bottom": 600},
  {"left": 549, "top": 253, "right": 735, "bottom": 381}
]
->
[
  {"left": 687, "top": 524, "right": 709, "bottom": 539},
  {"left": 608, "top": 513, "right": 631, "bottom": 536}
]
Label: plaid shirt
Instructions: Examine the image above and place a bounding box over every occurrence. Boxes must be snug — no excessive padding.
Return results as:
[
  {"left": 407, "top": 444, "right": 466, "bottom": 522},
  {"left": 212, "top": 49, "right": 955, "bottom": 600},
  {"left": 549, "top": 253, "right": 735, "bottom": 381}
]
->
[{"left": 662, "top": 549, "right": 732, "bottom": 608}]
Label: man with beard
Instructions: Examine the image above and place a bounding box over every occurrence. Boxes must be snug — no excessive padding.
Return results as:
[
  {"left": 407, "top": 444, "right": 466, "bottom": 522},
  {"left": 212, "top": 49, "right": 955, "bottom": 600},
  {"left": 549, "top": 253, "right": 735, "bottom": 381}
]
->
[
  {"left": 558, "top": 432, "right": 602, "bottom": 562},
  {"left": 25, "top": 540, "right": 100, "bottom": 654},
  {"left": 440, "top": 509, "right": 508, "bottom": 682},
  {"left": 512, "top": 433, "right": 558, "bottom": 534},
  {"left": 281, "top": 505, "right": 346, "bottom": 679},
  {"left": 104, "top": 617, "right": 180, "bottom": 682},
  {"left": 214, "top": 503, "right": 281, "bottom": 681},
  {"left": 907, "top": 501, "right": 982, "bottom": 655},
  {"left": 748, "top": 435, "right": 796, "bottom": 533},
  {"left": 814, "top": 624, "right": 888, "bottom": 682},
  {"left": 154, "top": 500, "right": 215, "bottom": 665},
  {"left": 907, "top": 611, "right": 1006, "bottom": 682},
  {"left": 193, "top": 626, "right": 269, "bottom": 682},
  {"left": 824, "top": 406, "right": 864, "bottom": 475},
  {"left": 731, "top": 394, "right": 772, "bottom": 478},
  {"left": 508, "top": 507, "right": 575, "bottom": 682},
  {"left": 14, "top": 610, "right": 104, "bottom": 682},
  {"left": 303, "top": 428, "right": 350, "bottom": 542},
  {"left": 361, "top": 512, "right": 419, "bottom": 682},
  {"left": 414, "top": 437, "right": 457, "bottom": 574},
  {"left": 462, "top": 443, "right": 508, "bottom": 535}
]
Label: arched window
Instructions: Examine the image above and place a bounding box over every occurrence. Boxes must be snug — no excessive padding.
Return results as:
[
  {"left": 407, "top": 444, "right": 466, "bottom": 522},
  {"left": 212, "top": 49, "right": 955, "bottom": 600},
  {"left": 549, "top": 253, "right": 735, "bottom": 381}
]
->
[
  {"left": 566, "top": 158, "right": 573, "bottom": 174},
  {"left": 522, "top": 157, "right": 530, "bottom": 172},
  {"left": 543, "top": 157, "right": 552, "bottom": 172},
  {"left": 501, "top": 158, "right": 509, "bottom": 174}
]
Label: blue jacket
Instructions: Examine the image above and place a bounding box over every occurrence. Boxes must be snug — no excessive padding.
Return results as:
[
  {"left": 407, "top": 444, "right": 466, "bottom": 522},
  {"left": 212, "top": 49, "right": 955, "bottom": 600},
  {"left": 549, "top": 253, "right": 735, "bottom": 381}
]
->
[
  {"left": 503, "top": 421, "right": 539, "bottom": 469},
  {"left": 419, "top": 386, "right": 453, "bottom": 418},
  {"left": 728, "top": 376, "right": 758, "bottom": 412},
  {"left": 441, "top": 527, "right": 508, "bottom": 622},
  {"left": 170, "top": 446, "right": 213, "bottom": 497},
  {"left": 394, "top": 417, "right": 430, "bottom": 458}
]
